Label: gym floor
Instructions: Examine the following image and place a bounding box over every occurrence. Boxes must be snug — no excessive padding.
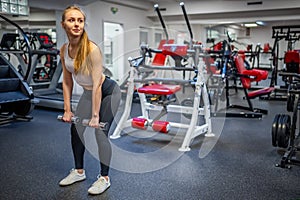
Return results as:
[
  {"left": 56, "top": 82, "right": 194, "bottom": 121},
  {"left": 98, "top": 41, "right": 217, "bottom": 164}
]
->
[{"left": 1, "top": 89, "right": 300, "bottom": 200}]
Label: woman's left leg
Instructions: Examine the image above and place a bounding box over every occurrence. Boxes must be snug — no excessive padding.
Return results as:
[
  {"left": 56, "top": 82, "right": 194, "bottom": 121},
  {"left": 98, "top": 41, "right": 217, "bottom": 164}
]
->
[
  {"left": 96, "top": 81, "right": 121, "bottom": 176},
  {"left": 88, "top": 79, "right": 121, "bottom": 195}
]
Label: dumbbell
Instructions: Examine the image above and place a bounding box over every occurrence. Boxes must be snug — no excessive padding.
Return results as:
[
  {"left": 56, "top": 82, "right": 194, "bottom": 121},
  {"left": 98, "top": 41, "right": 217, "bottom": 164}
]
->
[
  {"left": 57, "top": 115, "right": 109, "bottom": 131},
  {"left": 57, "top": 115, "right": 80, "bottom": 123},
  {"left": 81, "top": 119, "right": 109, "bottom": 131}
]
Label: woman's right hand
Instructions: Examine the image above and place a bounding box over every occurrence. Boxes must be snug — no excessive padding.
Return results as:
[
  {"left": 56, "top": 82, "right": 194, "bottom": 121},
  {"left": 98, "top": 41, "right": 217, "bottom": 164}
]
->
[{"left": 63, "top": 111, "right": 74, "bottom": 122}]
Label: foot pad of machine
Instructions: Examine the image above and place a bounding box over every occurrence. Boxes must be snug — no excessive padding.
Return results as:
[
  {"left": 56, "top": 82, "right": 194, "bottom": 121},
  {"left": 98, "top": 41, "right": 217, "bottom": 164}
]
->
[
  {"left": 152, "top": 120, "right": 170, "bottom": 133},
  {"left": 131, "top": 118, "right": 148, "bottom": 130}
]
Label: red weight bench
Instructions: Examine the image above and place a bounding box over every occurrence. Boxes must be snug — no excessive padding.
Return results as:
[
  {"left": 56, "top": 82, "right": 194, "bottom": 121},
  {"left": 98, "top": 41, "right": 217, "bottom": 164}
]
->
[
  {"left": 233, "top": 54, "right": 274, "bottom": 114},
  {"left": 132, "top": 84, "right": 181, "bottom": 133},
  {"left": 138, "top": 84, "right": 181, "bottom": 96},
  {"left": 132, "top": 43, "right": 185, "bottom": 133}
]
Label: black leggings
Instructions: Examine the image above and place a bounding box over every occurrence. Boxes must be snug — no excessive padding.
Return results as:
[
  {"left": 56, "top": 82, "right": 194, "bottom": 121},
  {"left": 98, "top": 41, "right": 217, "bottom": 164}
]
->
[{"left": 71, "top": 77, "right": 121, "bottom": 176}]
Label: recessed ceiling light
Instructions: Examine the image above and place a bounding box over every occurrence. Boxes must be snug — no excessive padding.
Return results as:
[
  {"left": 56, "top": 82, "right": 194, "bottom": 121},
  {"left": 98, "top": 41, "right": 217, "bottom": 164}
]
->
[
  {"left": 244, "top": 23, "right": 258, "bottom": 27},
  {"left": 256, "top": 21, "right": 265, "bottom": 26}
]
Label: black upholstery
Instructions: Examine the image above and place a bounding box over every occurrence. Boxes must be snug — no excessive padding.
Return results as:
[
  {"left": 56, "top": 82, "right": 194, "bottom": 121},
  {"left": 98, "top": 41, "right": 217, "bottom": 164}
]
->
[
  {"left": 0, "top": 91, "right": 29, "bottom": 103},
  {"left": 0, "top": 74, "right": 29, "bottom": 105},
  {"left": 0, "top": 78, "right": 20, "bottom": 92},
  {"left": 0, "top": 33, "right": 18, "bottom": 49},
  {"left": 0, "top": 65, "right": 10, "bottom": 78}
]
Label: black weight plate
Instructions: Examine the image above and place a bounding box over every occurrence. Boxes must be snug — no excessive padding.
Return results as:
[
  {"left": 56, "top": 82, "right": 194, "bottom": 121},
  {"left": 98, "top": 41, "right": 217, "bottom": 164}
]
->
[
  {"left": 271, "top": 114, "right": 281, "bottom": 147},
  {"left": 277, "top": 114, "right": 291, "bottom": 148}
]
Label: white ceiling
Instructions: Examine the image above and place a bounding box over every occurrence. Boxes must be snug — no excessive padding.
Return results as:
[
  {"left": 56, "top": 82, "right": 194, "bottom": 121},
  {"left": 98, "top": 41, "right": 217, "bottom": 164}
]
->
[
  {"left": 27, "top": 0, "right": 300, "bottom": 25},
  {"left": 1, "top": 0, "right": 300, "bottom": 29}
]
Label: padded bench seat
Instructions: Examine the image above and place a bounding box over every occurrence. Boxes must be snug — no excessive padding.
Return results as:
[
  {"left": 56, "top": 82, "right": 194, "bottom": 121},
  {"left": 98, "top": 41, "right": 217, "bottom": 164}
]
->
[{"left": 137, "top": 84, "right": 181, "bottom": 95}]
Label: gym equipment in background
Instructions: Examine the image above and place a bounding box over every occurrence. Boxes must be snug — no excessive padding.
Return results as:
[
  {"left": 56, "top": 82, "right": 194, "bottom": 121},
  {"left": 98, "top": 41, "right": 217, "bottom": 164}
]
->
[
  {"left": 206, "top": 34, "right": 273, "bottom": 119},
  {"left": 261, "top": 25, "right": 300, "bottom": 101},
  {"left": 0, "top": 14, "right": 36, "bottom": 125},
  {"left": 110, "top": 2, "right": 214, "bottom": 152},
  {"left": 23, "top": 32, "right": 68, "bottom": 110},
  {"left": 272, "top": 65, "right": 300, "bottom": 169},
  {"left": 228, "top": 51, "right": 274, "bottom": 116}
]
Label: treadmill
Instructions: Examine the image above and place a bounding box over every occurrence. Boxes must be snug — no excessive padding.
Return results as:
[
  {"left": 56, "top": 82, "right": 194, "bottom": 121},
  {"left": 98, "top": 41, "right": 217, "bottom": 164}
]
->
[{"left": 25, "top": 32, "right": 80, "bottom": 110}]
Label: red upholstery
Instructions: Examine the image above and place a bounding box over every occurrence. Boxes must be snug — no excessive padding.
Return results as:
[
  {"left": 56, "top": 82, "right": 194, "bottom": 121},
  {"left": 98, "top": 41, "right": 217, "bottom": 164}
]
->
[
  {"left": 234, "top": 55, "right": 268, "bottom": 89},
  {"left": 285, "top": 50, "right": 300, "bottom": 63},
  {"left": 206, "top": 57, "right": 219, "bottom": 74},
  {"left": 234, "top": 54, "right": 274, "bottom": 98},
  {"left": 152, "top": 39, "right": 175, "bottom": 66},
  {"left": 263, "top": 43, "right": 271, "bottom": 53},
  {"left": 213, "top": 42, "right": 222, "bottom": 51},
  {"left": 248, "top": 87, "right": 274, "bottom": 99},
  {"left": 284, "top": 50, "right": 300, "bottom": 73},
  {"left": 162, "top": 44, "right": 188, "bottom": 57},
  {"left": 138, "top": 84, "right": 181, "bottom": 95}
]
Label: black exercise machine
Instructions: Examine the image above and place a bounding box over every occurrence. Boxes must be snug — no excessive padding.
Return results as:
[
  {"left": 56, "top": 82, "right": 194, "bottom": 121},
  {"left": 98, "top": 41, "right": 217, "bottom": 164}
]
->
[
  {"left": 208, "top": 35, "right": 273, "bottom": 119},
  {"left": 0, "top": 14, "right": 36, "bottom": 125},
  {"left": 272, "top": 71, "right": 300, "bottom": 169},
  {"left": 271, "top": 49, "right": 300, "bottom": 168},
  {"left": 261, "top": 25, "right": 300, "bottom": 101},
  {"left": 0, "top": 53, "right": 35, "bottom": 125}
]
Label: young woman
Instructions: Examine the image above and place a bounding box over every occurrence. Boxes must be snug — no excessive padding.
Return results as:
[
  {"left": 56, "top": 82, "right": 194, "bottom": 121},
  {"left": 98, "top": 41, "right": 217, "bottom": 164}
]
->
[{"left": 58, "top": 5, "right": 121, "bottom": 195}]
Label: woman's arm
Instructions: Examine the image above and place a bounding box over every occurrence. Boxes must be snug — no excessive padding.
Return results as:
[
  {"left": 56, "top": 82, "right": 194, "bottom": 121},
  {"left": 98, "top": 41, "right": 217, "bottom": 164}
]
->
[
  {"left": 60, "top": 44, "right": 74, "bottom": 122},
  {"left": 89, "top": 43, "right": 104, "bottom": 128}
]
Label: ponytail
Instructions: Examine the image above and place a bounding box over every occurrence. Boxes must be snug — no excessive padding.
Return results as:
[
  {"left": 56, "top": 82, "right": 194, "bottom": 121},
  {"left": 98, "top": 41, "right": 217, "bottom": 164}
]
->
[{"left": 74, "top": 30, "right": 92, "bottom": 75}]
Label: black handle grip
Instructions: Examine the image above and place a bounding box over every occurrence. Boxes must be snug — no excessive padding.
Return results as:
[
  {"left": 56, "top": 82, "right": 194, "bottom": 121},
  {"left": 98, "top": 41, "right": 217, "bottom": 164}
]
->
[
  {"left": 180, "top": 2, "right": 193, "bottom": 46},
  {"left": 154, "top": 4, "right": 169, "bottom": 43}
]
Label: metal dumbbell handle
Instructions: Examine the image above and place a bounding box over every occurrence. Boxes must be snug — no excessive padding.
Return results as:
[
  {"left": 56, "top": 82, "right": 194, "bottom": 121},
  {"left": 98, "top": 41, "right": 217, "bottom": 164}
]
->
[
  {"left": 57, "top": 115, "right": 108, "bottom": 130},
  {"left": 82, "top": 119, "right": 109, "bottom": 130},
  {"left": 57, "top": 115, "right": 80, "bottom": 124}
]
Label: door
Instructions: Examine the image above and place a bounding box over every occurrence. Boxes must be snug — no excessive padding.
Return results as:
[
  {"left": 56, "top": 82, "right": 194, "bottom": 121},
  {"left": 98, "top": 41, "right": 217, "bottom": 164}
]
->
[{"left": 103, "top": 22, "right": 124, "bottom": 83}]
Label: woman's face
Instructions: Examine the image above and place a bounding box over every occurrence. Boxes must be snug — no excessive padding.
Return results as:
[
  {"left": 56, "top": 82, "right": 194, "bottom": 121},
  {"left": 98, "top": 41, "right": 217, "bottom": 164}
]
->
[{"left": 62, "top": 9, "right": 85, "bottom": 38}]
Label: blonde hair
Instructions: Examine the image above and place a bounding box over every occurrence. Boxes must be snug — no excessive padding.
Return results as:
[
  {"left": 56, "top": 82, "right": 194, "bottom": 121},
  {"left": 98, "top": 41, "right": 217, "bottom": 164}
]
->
[{"left": 62, "top": 5, "right": 92, "bottom": 75}]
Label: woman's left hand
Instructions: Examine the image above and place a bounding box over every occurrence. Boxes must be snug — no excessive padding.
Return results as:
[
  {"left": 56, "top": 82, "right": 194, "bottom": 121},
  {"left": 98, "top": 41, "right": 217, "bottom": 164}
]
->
[{"left": 89, "top": 116, "right": 100, "bottom": 128}]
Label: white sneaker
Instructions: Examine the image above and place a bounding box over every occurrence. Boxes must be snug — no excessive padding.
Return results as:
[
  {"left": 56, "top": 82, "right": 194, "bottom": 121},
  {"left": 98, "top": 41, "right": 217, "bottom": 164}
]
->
[
  {"left": 59, "top": 169, "right": 86, "bottom": 186},
  {"left": 88, "top": 175, "right": 111, "bottom": 195}
]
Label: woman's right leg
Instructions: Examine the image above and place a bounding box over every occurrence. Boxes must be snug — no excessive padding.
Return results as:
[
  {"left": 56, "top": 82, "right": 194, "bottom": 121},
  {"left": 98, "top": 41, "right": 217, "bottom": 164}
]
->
[
  {"left": 72, "top": 89, "right": 92, "bottom": 169},
  {"left": 59, "top": 90, "right": 91, "bottom": 186},
  {"left": 71, "top": 124, "right": 85, "bottom": 169}
]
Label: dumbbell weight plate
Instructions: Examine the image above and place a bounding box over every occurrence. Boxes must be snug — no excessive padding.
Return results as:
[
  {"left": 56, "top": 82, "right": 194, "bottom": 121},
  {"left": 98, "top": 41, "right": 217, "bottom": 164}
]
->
[
  {"left": 271, "top": 114, "right": 281, "bottom": 147},
  {"left": 277, "top": 114, "right": 291, "bottom": 148}
]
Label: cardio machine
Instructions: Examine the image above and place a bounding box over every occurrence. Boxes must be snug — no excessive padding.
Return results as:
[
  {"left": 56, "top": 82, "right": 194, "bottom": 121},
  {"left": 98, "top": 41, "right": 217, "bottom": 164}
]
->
[{"left": 0, "top": 14, "right": 36, "bottom": 125}]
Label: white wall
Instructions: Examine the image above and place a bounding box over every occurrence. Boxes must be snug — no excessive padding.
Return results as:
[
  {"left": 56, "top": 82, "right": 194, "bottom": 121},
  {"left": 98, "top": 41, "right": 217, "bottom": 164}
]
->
[{"left": 86, "top": 1, "right": 153, "bottom": 71}]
